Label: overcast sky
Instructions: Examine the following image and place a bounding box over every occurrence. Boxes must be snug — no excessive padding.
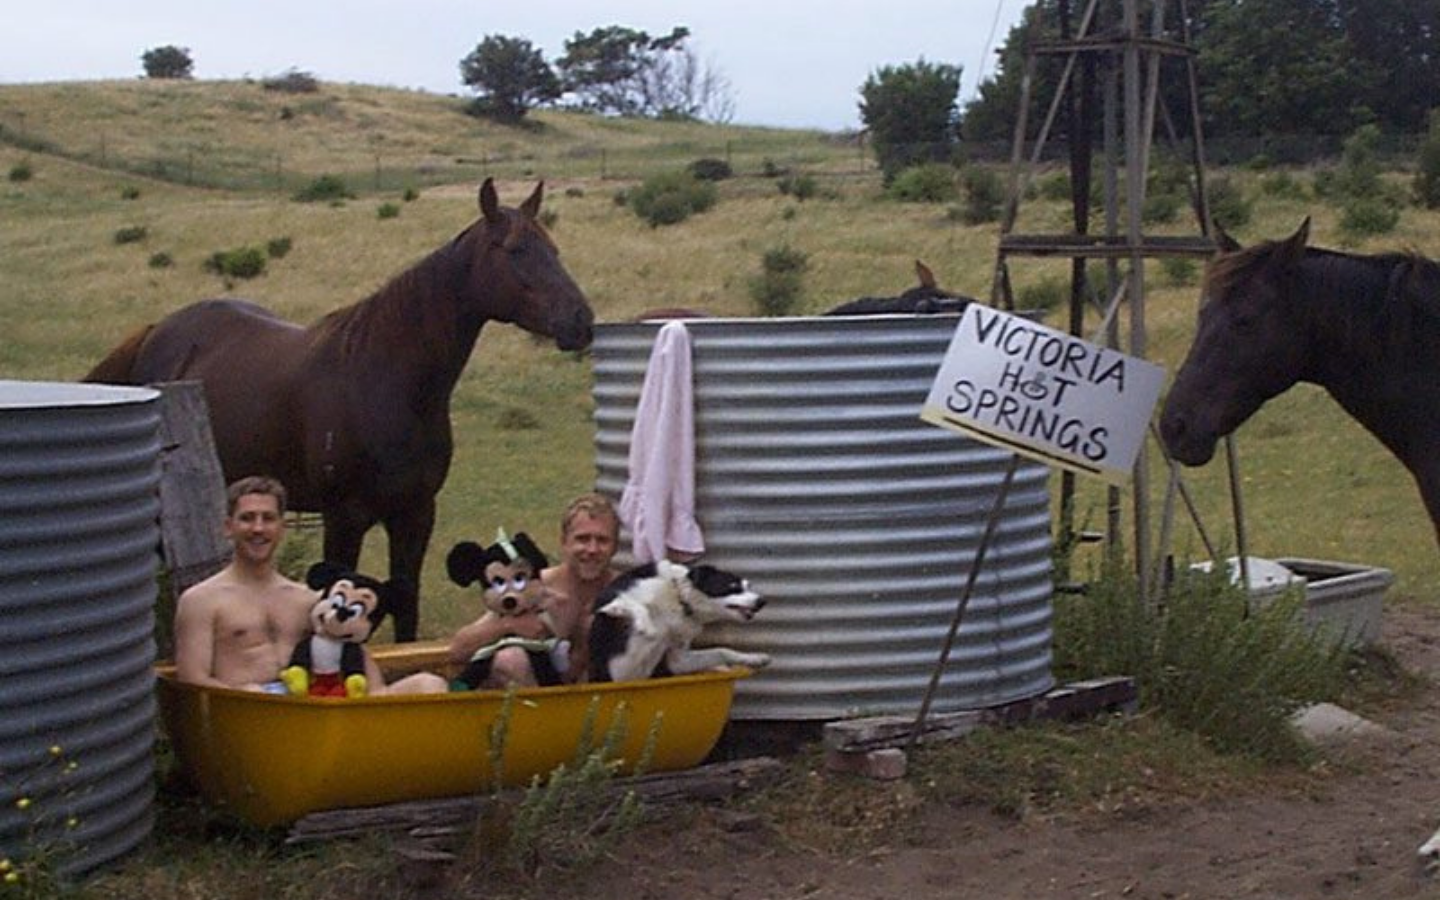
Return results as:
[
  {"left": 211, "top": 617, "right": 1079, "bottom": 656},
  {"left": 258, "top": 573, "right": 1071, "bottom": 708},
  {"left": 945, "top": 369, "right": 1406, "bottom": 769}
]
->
[{"left": 0, "top": 1, "right": 1028, "bottom": 131}]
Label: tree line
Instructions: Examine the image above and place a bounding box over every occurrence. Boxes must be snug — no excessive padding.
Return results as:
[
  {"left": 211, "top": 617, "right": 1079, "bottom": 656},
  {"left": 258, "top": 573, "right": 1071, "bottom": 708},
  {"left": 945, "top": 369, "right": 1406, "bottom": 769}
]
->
[
  {"left": 963, "top": 0, "right": 1440, "bottom": 146},
  {"left": 139, "top": 0, "right": 1437, "bottom": 172}
]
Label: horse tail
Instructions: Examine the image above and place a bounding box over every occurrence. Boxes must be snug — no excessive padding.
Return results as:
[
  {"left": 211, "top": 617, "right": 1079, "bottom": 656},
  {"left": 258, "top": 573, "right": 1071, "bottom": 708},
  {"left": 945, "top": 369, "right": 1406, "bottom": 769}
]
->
[{"left": 83, "top": 323, "right": 155, "bottom": 384}]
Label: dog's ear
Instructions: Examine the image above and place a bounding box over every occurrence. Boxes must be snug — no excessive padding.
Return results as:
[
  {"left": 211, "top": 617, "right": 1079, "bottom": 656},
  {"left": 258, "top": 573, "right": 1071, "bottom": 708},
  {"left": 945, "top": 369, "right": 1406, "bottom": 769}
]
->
[
  {"left": 446, "top": 541, "right": 488, "bottom": 586},
  {"left": 687, "top": 564, "right": 743, "bottom": 598}
]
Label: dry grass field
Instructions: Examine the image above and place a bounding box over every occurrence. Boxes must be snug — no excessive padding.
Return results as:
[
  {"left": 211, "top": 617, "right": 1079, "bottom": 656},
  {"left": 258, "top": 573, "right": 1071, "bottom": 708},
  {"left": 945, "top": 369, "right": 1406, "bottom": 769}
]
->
[{"left": 4, "top": 79, "right": 1440, "bottom": 643}]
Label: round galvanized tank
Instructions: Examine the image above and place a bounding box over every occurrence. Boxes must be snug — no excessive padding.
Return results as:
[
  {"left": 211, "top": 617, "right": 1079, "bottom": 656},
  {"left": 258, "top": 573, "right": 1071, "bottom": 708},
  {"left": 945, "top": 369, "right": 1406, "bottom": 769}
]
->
[
  {"left": 592, "top": 316, "right": 1054, "bottom": 720},
  {"left": 0, "top": 381, "right": 160, "bottom": 876}
]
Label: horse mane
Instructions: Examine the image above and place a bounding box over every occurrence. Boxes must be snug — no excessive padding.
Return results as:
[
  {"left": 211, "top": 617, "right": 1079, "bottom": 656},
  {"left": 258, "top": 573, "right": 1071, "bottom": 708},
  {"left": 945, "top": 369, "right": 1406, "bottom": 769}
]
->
[
  {"left": 1208, "top": 240, "right": 1437, "bottom": 314},
  {"left": 309, "top": 226, "right": 478, "bottom": 359}
]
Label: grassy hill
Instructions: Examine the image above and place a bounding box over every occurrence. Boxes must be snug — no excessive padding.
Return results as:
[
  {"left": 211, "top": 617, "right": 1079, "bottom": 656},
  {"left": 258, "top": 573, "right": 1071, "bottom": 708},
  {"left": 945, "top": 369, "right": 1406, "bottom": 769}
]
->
[
  {"left": 2, "top": 78, "right": 1438, "bottom": 641},
  {"left": 0, "top": 78, "right": 860, "bottom": 192}
]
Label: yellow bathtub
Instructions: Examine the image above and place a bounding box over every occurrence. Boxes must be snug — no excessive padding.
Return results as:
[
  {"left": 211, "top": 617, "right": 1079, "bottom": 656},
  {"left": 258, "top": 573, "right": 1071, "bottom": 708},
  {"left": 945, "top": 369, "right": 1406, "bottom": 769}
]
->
[{"left": 156, "top": 641, "right": 749, "bottom": 827}]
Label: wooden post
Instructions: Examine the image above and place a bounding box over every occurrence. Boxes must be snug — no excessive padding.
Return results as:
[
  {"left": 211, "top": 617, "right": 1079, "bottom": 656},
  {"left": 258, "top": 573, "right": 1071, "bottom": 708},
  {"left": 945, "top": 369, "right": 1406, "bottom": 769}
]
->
[{"left": 155, "top": 381, "right": 229, "bottom": 611}]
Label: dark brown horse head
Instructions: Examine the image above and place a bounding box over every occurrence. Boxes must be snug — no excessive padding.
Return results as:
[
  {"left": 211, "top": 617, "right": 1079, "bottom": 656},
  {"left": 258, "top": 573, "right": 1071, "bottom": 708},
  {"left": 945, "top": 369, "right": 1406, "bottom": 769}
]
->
[
  {"left": 1159, "top": 219, "right": 1313, "bottom": 466},
  {"left": 472, "top": 178, "right": 594, "bottom": 351}
]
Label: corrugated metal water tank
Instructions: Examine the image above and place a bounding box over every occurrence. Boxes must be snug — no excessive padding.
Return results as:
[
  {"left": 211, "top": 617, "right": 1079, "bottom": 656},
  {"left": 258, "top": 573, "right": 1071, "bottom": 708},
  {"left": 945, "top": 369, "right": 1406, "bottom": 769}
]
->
[
  {"left": 592, "top": 316, "right": 1055, "bottom": 720},
  {"left": 0, "top": 381, "right": 160, "bottom": 876}
]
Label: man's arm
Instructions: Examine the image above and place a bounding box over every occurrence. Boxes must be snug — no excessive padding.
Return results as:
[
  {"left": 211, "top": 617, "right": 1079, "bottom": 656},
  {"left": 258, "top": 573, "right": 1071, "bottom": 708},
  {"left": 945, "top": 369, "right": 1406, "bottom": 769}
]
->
[
  {"left": 447, "top": 612, "right": 513, "bottom": 665},
  {"left": 172, "top": 589, "right": 226, "bottom": 688}
]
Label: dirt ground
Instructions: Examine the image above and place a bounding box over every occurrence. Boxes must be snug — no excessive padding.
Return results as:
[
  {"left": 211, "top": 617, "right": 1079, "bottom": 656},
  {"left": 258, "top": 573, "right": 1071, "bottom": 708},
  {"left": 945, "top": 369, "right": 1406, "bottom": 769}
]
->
[{"left": 549, "top": 602, "right": 1440, "bottom": 900}]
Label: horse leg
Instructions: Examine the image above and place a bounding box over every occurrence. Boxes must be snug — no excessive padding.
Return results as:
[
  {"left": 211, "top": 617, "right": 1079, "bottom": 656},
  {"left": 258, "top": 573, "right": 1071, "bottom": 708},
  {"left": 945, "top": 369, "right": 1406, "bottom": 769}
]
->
[
  {"left": 321, "top": 506, "right": 373, "bottom": 573},
  {"left": 384, "top": 498, "right": 436, "bottom": 643}
]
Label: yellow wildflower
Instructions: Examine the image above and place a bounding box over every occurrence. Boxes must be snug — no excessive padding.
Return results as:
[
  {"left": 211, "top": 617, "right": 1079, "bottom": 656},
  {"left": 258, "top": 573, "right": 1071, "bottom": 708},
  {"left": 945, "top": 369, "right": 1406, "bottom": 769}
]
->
[{"left": 14, "top": 797, "right": 30, "bottom": 811}]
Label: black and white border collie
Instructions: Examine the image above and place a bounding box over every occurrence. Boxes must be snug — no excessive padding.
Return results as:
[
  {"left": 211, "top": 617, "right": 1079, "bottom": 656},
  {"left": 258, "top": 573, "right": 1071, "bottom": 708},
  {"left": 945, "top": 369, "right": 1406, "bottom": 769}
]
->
[{"left": 588, "top": 559, "right": 770, "bottom": 683}]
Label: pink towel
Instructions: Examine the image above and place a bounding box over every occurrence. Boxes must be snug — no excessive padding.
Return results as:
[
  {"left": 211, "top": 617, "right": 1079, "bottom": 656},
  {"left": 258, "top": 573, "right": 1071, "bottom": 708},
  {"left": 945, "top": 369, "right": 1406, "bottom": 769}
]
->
[{"left": 619, "top": 321, "right": 705, "bottom": 563}]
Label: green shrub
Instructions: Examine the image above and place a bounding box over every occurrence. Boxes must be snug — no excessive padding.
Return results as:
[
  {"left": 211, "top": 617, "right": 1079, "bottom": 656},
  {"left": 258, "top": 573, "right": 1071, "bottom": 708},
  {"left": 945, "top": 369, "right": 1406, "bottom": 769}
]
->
[
  {"left": 959, "top": 166, "right": 1006, "bottom": 224},
  {"left": 261, "top": 68, "right": 320, "bottom": 93},
  {"left": 266, "top": 237, "right": 293, "bottom": 259},
  {"left": 687, "top": 157, "right": 732, "bottom": 181},
  {"left": 205, "top": 246, "right": 267, "bottom": 279},
  {"left": 887, "top": 163, "right": 958, "bottom": 203},
  {"left": 563, "top": 186, "right": 584, "bottom": 198},
  {"left": 1142, "top": 191, "right": 1181, "bottom": 224},
  {"left": 1414, "top": 109, "right": 1440, "bottom": 209},
  {"left": 760, "top": 158, "right": 788, "bottom": 178},
  {"left": 1038, "top": 171, "right": 1071, "bottom": 201},
  {"left": 292, "top": 174, "right": 352, "bottom": 203},
  {"left": 113, "top": 225, "right": 148, "bottom": 245},
  {"left": 148, "top": 252, "right": 173, "bottom": 269},
  {"left": 402, "top": 186, "right": 420, "bottom": 202},
  {"left": 8, "top": 159, "right": 33, "bottom": 182},
  {"left": 1053, "top": 558, "right": 1347, "bottom": 761},
  {"left": 627, "top": 170, "right": 716, "bottom": 228},
  {"left": 377, "top": 201, "right": 401, "bottom": 220},
  {"left": 1017, "top": 276, "right": 1069, "bottom": 316},
  {"left": 1160, "top": 255, "right": 1198, "bottom": 287},
  {"left": 1207, "top": 176, "right": 1251, "bottom": 230},
  {"left": 120, "top": 185, "right": 141, "bottom": 200},
  {"left": 748, "top": 244, "right": 808, "bottom": 317},
  {"left": 1259, "top": 170, "right": 1307, "bottom": 200},
  {"left": 777, "top": 173, "right": 817, "bottom": 200},
  {"left": 1338, "top": 197, "right": 1400, "bottom": 240}
]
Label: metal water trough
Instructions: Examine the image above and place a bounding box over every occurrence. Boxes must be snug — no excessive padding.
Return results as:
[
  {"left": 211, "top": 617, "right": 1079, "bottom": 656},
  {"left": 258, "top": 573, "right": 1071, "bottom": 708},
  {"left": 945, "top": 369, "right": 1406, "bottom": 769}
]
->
[{"left": 1201, "top": 556, "right": 1392, "bottom": 647}]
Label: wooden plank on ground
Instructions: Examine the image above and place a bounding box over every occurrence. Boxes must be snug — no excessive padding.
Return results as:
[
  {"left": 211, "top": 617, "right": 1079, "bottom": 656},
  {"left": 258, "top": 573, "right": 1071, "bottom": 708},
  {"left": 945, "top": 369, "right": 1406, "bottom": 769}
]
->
[
  {"left": 824, "top": 676, "right": 1137, "bottom": 754},
  {"left": 285, "top": 756, "right": 787, "bottom": 845}
]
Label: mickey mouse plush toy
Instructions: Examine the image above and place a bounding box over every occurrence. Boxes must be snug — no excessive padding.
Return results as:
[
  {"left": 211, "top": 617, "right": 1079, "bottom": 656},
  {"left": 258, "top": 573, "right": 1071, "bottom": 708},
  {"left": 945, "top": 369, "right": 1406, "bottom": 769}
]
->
[
  {"left": 446, "top": 529, "right": 566, "bottom": 690},
  {"left": 280, "top": 561, "right": 387, "bottom": 698}
]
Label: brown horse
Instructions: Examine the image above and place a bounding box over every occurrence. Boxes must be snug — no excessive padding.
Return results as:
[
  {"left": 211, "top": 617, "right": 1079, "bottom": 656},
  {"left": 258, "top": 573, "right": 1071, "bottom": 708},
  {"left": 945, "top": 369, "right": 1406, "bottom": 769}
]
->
[
  {"left": 1159, "top": 219, "right": 1440, "bottom": 544},
  {"left": 85, "top": 179, "right": 594, "bottom": 640}
]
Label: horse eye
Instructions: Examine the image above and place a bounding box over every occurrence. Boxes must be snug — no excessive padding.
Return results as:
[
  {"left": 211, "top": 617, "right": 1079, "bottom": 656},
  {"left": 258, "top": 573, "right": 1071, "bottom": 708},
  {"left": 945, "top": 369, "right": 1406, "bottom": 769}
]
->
[
  {"left": 512, "top": 575, "right": 528, "bottom": 591},
  {"left": 488, "top": 576, "right": 507, "bottom": 590},
  {"left": 347, "top": 601, "right": 367, "bottom": 617}
]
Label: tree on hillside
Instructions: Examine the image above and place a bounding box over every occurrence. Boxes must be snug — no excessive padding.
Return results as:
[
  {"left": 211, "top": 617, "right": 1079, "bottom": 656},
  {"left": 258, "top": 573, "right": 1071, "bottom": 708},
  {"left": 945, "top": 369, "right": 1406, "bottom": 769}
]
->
[
  {"left": 556, "top": 25, "right": 734, "bottom": 121},
  {"left": 141, "top": 45, "right": 194, "bottom": 80},
  {"left": 859, "top": 59, "right": 962, "bottom": 183},
  {"left": 459, "top": 35, "right": 561, "bottom": 123}
]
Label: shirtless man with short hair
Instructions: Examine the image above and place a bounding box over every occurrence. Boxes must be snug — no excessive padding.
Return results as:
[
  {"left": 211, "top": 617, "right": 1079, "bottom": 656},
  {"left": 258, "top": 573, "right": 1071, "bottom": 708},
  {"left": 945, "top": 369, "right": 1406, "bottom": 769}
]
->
[
  {"left": 174, "top": 475, "right": 444, "bottom": 694},
  {"left": 448, "top": 492, "right": 621, "bottom": 686}
]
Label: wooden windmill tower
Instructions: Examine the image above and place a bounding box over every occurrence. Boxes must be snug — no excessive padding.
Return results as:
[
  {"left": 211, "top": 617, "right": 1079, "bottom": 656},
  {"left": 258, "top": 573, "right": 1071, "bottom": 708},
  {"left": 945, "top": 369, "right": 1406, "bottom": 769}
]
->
[{"left": 988, "top": 0, "right": 1238, "bottom": 600}]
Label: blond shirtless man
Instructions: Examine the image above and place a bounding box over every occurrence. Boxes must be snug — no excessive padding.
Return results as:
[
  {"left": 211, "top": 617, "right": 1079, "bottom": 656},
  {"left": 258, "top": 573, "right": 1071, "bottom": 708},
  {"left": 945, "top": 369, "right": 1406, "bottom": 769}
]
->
[
  {"left": 449, "top": 492, "right": 621, "bottom": 686},
  {"left": 174, "top": 476, "right": 445, "bottom": 694}
]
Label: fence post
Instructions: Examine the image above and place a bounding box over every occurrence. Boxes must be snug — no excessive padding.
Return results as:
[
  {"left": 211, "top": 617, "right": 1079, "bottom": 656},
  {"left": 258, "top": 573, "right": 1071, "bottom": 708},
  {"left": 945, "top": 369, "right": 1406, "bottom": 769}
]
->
[{"left": 153, "top": 381, "right": 230, "bottom": 657}]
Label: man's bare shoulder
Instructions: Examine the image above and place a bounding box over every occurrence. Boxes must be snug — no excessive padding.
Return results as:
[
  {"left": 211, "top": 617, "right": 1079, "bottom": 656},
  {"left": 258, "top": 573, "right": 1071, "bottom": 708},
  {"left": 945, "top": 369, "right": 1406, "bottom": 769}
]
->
[{"left": 178, "top": 566, "right": 312, "bottom": 608}]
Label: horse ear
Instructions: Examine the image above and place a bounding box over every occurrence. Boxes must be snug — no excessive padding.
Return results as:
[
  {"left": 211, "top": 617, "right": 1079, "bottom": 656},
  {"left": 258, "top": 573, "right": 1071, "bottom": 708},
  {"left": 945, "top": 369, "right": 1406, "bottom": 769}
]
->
[
  {"left": 1280, "top": 218, "right": 1311, "bottom": 263},
  {"left": 1213, "top": 223, "right": 1242, "bottom": 253},
  {"left": 520, "top": 182, "right": 544, "bottom": 219},
  {"left": 479, "top": 178, "right": 501, "bottom": 225},
  {"left": 914, "top": 260, "right": 937, "bottom": 290}
]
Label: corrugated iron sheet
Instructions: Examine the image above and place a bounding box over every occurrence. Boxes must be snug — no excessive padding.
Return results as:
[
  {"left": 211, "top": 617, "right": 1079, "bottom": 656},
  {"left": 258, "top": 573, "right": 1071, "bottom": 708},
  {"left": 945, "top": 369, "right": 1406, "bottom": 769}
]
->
[
  {"left": 592, "top": 316, "right": 1054, "bottom": 720},
  {"left": 0, "top": 381, "right": 160, "bottom": 876}
]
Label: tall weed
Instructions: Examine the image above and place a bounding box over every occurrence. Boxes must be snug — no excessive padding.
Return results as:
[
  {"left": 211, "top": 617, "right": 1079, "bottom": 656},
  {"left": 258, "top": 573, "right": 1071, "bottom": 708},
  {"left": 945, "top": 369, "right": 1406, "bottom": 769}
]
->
[{"left": 1053, "top": 560, "right": 1347, "bottom": 762}]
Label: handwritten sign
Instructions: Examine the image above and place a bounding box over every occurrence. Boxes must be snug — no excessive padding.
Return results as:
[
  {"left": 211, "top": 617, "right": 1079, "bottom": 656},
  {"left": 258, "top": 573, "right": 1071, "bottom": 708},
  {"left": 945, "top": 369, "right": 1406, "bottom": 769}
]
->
[{"left": 920, "top": 306, "right": 1165, "bottom": 485}]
